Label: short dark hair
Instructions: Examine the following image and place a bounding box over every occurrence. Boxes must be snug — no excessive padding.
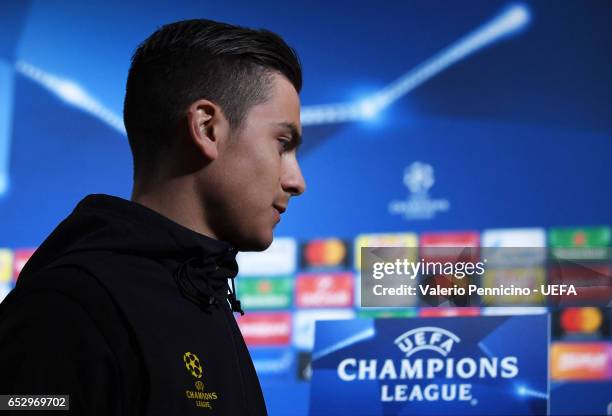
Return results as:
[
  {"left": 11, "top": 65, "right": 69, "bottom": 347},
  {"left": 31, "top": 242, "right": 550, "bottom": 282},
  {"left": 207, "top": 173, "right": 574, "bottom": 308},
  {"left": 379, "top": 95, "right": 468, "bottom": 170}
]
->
[{"left": 123, "top": 19, "right": 302, "bottom": 176}]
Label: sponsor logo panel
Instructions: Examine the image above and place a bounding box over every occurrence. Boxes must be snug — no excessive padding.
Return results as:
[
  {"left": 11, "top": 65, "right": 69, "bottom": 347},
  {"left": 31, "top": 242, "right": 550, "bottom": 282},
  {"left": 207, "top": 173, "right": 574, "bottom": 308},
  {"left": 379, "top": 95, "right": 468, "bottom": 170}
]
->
[
  {"left": 548, "top": 226, "right": 611, "bottom": 261},
  {"left": 301, "top": 239, "right": 349, "bottom": 269},
  {"left": 481, "top": 307, "right": 548, "bottom": 316},
  {"left": 553, "top": 307, "right": 609, "bottom": 337},
  {"left": 295, "top": 272, "right": 354, "bottom": 308},
  {"left": 237, "top": 312, "right": 292, "bottom": 346},
  {"left": 481, "top": 228, "right": 546, "bottom": 248},
  {"left": 354, "top": 233, "right": 417, "bottom": 271},
  {"left": 481, "top": 228, "right": 546, "bottom": 268},
  {"left": 237, "top": 238, "right": 297, "bottom": 275},
  {"left": 481, "top": 267, "right": 546, "bottom": 305},
  {"left": 419, "top": 232, "right": 480, "bottom": 264},
  {"left": 237, "top": 277, "right": 292, "bottom": 310},
  {"left": 551, "top": 342, "right": 612, "bottom": 381},
  {"left": 548, "top": 264, "right": 612, "bottom": 305}
]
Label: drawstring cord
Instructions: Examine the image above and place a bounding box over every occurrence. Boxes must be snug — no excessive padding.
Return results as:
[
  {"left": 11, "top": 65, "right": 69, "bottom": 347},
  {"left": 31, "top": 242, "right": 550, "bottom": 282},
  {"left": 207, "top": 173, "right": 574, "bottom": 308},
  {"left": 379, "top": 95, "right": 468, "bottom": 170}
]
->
[
  {"left": 173, "top": 258, "right": 218, "bottom": 310},
  {"left": 174, "top": 256, "right": 244, "bottom": 315},
  {"left": 228, "top": 275, "right": 244, "bottom": 315}
]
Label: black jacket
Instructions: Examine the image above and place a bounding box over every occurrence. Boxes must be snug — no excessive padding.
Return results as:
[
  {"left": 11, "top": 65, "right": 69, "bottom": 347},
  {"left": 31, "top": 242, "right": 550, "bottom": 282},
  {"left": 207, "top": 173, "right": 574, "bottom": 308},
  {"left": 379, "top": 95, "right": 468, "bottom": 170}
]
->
[{"left": 0, "top": 194, "right": 267, "bottom": 415}]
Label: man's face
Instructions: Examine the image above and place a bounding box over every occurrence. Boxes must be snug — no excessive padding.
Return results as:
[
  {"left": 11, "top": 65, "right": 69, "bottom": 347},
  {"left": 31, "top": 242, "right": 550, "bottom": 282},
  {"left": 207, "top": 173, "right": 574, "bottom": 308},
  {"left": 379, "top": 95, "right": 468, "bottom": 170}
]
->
[{"left": 205, "top": 73, "right": 305, "bottom": 251}]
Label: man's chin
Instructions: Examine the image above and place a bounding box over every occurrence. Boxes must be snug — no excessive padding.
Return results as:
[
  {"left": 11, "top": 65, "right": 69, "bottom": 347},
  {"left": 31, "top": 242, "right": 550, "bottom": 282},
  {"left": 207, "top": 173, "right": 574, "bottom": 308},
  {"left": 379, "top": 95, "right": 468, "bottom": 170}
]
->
[{"left": 232, "top": 232, "right": 274, "bottom": 252}]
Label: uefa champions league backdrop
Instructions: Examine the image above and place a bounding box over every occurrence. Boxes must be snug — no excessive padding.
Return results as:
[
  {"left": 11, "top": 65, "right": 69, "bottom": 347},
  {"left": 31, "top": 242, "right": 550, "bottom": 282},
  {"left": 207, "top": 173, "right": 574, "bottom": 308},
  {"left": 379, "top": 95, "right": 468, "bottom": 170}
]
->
[{"left": 1, "top": 1, "right": 611, "bottom": 415}]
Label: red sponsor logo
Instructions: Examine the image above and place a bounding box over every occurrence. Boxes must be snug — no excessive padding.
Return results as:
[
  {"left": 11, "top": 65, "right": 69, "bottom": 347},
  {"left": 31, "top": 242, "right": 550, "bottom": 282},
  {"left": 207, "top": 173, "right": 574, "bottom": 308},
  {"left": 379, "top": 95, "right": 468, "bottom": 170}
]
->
[
  {"left": 420, "top": 232, "right": 480, "bottom": 247},
  {"left": 419, "top": 232, "right": 480, "bottom": 263},
  {"left": 551, "top": 342, "right": 612, "bottom": 381},
  {"left": 295, "top": 273, "right": 354, "bottom": 308},
  {"left": 13, "top": 248, "right": 36, "bottom": 282},
  {"left": 237, "top": 312, "right": 292, "bottom": 346},
  {"left": 548, "top": 264, "right": 612, "bottom": 304}
]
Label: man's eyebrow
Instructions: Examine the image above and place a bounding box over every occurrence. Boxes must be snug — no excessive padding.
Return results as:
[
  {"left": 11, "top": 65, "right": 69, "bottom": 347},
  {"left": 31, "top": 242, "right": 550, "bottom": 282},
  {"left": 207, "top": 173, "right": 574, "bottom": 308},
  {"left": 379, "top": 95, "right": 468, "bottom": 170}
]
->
[{"left": 276, "top": 122, "right": 302, "bottom": 149}]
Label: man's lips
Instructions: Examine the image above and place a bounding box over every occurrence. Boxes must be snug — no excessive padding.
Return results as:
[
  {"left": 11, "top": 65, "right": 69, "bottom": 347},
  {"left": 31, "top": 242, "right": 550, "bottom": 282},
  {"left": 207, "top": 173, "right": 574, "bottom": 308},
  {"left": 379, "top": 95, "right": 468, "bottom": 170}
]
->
[{"left": 272, "top": 204, "right": 286, "bottom": 223}]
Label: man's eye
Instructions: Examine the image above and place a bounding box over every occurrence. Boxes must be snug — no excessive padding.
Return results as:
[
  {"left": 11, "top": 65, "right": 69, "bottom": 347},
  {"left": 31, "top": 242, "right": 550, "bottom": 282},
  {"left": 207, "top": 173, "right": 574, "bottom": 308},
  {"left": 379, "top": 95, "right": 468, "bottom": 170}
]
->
[{"left": 278, "top": 138, "right": 291, "bottom": 152}]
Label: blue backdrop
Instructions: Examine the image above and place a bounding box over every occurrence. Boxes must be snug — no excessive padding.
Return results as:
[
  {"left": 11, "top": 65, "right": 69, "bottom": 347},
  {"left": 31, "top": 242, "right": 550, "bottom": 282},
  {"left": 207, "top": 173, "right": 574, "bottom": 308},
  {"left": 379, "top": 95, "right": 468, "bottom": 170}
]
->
[{"left": 1, "top": 1, "right": 611, "bottom": 415}]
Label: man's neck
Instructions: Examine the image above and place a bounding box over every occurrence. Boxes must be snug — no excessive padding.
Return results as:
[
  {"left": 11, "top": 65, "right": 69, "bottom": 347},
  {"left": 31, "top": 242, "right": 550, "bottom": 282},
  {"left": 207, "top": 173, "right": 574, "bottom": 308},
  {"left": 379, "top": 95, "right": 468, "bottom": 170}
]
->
[{"left": 131, "top": 177, "right": 217, "bottom": 239}]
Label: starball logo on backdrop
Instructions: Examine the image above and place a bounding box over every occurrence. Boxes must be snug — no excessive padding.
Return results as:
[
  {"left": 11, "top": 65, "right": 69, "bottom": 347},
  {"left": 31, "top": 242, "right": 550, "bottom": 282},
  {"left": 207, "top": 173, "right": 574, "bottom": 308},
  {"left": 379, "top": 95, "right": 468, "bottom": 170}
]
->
[
  {"left": 336, "top": 326, "right": 519, "bottom": 404},
  {"left": 388, "top": 162, "right": 450, "bottom": 220}
]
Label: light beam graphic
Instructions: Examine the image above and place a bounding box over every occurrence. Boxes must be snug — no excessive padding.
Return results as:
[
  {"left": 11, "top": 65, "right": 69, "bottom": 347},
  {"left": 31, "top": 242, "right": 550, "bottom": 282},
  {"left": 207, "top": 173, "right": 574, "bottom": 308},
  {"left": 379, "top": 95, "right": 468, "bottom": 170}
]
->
[
  {"left": 516, "top": 385, "right": 548, "bottom": 400},
  {"left": 301, "top": 4, "right": 531, "bottom": 125},
  {"left": 311, "top": 327, "right": 376, "bottom": 362},
  {"left": 14, "top": 61, "right": 126, "bottom": 135},
  {"left": 0, "top": 3, "right": 531, "bottom": 195}
]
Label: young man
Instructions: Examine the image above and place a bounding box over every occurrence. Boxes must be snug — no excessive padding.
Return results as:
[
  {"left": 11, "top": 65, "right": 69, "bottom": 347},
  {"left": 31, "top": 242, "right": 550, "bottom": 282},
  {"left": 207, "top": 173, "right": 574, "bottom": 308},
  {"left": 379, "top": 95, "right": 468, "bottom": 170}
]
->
[{"left": 0, "top": 19, "right": 305, "bottom": 415}]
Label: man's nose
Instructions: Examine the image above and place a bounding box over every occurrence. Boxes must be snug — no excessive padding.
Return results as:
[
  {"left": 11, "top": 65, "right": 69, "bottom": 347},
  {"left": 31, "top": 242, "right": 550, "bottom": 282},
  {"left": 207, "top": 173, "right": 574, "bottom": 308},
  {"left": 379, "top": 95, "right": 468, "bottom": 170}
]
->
[{"left": 281, "top": 158, "right": 306, "bottom": 196}]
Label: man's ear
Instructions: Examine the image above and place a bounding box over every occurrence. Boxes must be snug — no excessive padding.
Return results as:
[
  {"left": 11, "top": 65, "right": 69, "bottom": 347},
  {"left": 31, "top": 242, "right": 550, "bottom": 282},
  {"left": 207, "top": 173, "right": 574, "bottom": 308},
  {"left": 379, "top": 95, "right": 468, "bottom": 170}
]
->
[{"left": 186, "top": 99, "right": 229, "bottom": 161}]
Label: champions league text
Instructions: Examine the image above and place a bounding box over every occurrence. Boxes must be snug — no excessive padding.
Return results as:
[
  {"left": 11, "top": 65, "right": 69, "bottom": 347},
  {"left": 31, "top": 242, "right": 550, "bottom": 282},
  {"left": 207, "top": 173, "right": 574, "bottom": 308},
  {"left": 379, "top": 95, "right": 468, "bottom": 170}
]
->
[
  {"left": 309, "top": 315, "right": 551, "bottom": 415},
  {"left": 337, "top": 356, "right": 518, "bottom": 402},
  {"left": 335, "top": 327, "right": 519, "bottom": 404}
]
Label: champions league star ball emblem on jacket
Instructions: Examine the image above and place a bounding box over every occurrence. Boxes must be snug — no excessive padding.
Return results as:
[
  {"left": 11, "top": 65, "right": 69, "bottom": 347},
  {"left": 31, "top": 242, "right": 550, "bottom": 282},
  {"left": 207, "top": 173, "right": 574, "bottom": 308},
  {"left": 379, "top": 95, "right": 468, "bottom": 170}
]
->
[
  {"left": 182, "top": 352, "right": 219, "bottom": 409},
  {"left": 183, "top": 352, "right": 203, "bottom": 379},
  {"left": 388, "top": 161, "right": 450, "bottom": 220}
]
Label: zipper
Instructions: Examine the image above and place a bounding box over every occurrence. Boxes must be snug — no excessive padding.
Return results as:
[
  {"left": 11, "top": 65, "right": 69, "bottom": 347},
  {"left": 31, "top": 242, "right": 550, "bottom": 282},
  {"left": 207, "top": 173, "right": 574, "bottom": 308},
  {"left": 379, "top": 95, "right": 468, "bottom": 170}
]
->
[{"left": 220, "top": 298, "right": 249, "bottom": 414}]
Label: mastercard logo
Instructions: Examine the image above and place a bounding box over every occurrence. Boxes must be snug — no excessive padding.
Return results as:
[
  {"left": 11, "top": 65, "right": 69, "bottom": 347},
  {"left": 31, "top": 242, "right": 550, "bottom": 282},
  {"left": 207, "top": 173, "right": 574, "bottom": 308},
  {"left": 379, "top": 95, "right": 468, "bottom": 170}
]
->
[
  {"left": 303, "top": 239, "right": 347, "bottom": 267},
  {"left": 560, "top": 307, "right": 603, "bottom": 334}
]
